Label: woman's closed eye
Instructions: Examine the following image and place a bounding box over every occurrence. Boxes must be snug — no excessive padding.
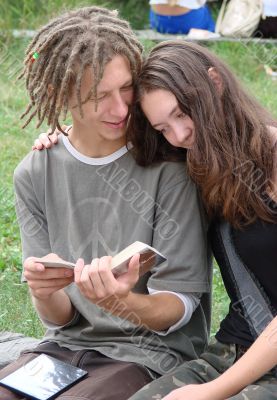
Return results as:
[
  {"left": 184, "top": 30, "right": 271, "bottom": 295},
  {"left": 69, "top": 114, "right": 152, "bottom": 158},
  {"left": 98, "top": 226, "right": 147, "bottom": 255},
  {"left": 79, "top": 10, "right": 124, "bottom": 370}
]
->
[
  {"left": 156, "top": 126, "right": 169, "bottom": 135},
  {"left": 176, "top": 111, "right": 186, "bottom": 119}
]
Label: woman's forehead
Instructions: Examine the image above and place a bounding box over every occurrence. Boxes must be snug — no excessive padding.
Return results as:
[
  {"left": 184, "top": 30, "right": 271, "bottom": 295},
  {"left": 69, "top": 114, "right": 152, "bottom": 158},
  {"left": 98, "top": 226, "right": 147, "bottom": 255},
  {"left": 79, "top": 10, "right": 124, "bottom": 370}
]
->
[{"left": 141, "top": 89, "right": 177, "bottom": 106}]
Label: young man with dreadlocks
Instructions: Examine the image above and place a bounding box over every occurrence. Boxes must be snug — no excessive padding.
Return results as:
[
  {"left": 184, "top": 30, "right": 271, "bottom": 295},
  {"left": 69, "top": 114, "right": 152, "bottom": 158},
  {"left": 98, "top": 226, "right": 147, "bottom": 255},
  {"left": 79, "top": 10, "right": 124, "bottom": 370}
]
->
[{"left": 0, "top": 7, "right": 211, "bottom": 400}]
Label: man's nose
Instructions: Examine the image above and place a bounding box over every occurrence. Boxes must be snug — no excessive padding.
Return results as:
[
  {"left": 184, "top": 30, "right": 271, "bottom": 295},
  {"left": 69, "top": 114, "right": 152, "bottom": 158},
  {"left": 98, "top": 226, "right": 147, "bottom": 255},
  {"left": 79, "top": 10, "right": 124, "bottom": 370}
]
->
[{"left": 110, "top": 92, "right": 129, "bottom": 119}]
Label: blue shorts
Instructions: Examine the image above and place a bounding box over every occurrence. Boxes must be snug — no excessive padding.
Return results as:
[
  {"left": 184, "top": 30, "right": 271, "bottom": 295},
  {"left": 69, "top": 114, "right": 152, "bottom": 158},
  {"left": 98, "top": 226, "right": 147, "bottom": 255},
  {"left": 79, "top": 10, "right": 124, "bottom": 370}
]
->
[{"left": 149, "top": 5, "right": 215, "bottom": 34}]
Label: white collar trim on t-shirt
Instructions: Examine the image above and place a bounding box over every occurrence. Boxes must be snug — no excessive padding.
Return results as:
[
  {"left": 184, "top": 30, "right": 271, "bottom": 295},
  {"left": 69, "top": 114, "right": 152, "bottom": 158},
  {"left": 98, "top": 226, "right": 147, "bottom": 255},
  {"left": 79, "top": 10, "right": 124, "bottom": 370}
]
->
[{"left": 62, "top": 134, "right": 130, "bottom": 165}]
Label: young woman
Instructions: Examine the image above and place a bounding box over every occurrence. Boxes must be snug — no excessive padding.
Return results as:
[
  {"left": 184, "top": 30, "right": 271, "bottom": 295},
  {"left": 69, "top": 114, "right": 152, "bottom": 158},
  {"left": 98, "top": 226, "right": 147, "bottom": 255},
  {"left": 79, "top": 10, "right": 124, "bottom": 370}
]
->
[
  {"left": 125, "top": 40, "right": 277, "bottom": 399},
  {"left": 149, "top": 0, "right": 215, "bottom": 34},
  {"left": 33, "top": 41, "right": 277, "bottom": 399}
]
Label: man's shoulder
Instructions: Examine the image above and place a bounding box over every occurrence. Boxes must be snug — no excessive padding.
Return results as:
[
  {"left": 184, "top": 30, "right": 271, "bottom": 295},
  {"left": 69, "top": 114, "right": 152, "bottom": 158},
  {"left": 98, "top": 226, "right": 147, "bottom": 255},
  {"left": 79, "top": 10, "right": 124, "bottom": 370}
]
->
[
  {"left": 109, "top": 152, "right": 190, "bottom": 184},
  {"left": 14, "top": 137, "right": 64, "bottom": 181},
  {"left": 157, "top": 159, "right": 189, "bottom": 174},
  {"left": 14, "top": 148, "right": 47, "bottom": 181},
  {"left": 149, "top": 160, "right": 191, "bottom": 188}
]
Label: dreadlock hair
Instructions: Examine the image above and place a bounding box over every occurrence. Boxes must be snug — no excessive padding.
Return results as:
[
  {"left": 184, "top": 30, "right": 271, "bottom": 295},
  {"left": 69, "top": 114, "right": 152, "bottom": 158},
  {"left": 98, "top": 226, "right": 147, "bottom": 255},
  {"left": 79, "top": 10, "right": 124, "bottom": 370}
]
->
[
  {"left": 127, "top": 40, "right": 277, "bottom": 228},
  {"left": 19, "top": 6, "right": 143, "bottom": 134}
]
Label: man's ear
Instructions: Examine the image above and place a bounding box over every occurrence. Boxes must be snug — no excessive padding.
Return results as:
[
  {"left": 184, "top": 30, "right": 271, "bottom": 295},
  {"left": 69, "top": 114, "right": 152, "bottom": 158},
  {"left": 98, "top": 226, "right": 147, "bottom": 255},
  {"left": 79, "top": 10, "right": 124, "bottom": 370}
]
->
[{"left": 208, "top": 67, "right": 223, "bottom": 95}]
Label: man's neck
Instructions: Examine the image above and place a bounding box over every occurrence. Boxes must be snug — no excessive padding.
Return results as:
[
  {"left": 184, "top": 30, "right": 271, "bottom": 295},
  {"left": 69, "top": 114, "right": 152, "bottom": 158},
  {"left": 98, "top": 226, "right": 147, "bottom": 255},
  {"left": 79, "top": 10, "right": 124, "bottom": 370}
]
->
[{"left": 68, "top": 123, "right": 127, "bottom": 158}]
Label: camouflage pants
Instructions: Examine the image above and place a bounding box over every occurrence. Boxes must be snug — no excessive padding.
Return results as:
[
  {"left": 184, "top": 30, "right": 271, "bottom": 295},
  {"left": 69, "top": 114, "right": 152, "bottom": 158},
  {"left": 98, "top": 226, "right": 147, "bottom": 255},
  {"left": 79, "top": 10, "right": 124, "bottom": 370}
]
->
[{"left": 129, "top": 339, "right": 277, "bottom": 400}]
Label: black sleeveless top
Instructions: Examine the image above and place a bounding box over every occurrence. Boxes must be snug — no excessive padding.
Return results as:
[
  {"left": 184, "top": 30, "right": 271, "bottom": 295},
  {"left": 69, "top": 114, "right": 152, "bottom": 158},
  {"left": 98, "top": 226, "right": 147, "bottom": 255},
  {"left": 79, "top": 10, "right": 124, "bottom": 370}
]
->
[{"left": 210, "top": 201, "right": 277, "bottom": 347}]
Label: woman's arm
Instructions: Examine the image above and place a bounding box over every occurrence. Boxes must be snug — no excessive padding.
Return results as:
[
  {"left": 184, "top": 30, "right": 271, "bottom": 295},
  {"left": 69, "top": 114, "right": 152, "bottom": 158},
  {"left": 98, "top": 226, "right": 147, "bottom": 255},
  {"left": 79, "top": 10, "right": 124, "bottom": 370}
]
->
[
  {"left": 163, "top": 316, "right": 277, "bottom": 400},
  {"left": 209, "top": 316, "right": 277, "bottom": 398}
]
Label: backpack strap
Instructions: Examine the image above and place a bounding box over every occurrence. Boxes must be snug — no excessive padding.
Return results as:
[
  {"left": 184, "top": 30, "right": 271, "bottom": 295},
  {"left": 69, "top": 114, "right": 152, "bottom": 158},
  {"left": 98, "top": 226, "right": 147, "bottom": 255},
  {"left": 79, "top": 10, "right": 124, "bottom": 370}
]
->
[
  {"left": 215, "top": 0, "right": 228, "bottom": 34},
  {"left": 218, "top": 220, "right": 274, "bottom": 339}
]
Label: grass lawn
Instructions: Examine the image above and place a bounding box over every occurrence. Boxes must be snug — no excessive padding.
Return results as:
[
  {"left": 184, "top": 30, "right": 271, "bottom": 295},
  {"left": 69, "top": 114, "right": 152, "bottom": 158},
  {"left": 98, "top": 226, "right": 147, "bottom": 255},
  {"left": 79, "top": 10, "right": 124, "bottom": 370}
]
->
[
  {"left": 0, "top": 2, "right": 276, "bottom": 339},
  {"left": 0, "top": 0, "right": 150, "bottom": 32}
]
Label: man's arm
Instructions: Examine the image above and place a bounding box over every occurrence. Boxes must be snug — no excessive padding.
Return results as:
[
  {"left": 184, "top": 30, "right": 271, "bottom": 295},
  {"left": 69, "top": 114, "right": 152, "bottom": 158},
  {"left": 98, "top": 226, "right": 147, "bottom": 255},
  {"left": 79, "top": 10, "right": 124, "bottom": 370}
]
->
[
  {"left": 32, "top": 290, "right": 74, "bottom": 327},
  {"left": 74, "top": 256, "right": 185, "bottom": 331},
  {"left": 101, "top": 291, "right": 185, "bottom": 332},
  {"left": 74, "top": 167, "right": 209, "bottom": 332},
  {"left": 14, "top": 159, "right": 75, "bottom": 327},
  {"left": 24, "top": 256, "right": 75, "bottom": 326}
]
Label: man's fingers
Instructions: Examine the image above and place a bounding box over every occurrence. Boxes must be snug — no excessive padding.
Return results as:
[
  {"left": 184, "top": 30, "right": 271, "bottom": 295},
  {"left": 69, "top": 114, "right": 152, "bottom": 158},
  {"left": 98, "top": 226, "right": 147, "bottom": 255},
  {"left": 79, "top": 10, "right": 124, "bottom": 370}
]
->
[
  {"left": 74, "top": 258, "right": 85, "bottom": 283},
  {"left": 24, "top": 271, "right": 68, "bottom": 281},
  {"left": 24, "top": 258, "right": 45, "bottom": 273},
  {"left": 128, "top": 253, "right": 140, "bottom": 274},
  {"left": 24, "top": 263, "right": 74, "bottom": 279},
  {"left": 75, "top": 259, "right": 93, "bottom": 295},
  {"left": 31, "top": 285, "right": 70, "bottom": 299},
  {"left": 89, "top": 257, "right": 109, "bottom": 298},
  {"left": 124, "top": 253, "right": 140, "bottom": 285},
  {"left": 78, "top": 265, "right": 95, "bottom": 297},
  {"left": 98, "top": 256, "right": 116, "bottom": 295},
  {"left": 116, "top": 253, "right": 140, "bottom": 288},
  {"left": 28, "top": 276, "right": 74, "bottom": 289}
]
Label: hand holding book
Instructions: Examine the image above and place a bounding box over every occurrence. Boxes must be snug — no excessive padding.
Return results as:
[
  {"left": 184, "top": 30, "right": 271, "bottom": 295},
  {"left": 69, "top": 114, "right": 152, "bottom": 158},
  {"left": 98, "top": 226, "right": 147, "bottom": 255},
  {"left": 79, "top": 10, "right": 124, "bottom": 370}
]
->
[
  {"left": 35, "top": 241, "right": 166, "bottom": 278},
  {"left": 23, "top": 255, "right": 75, "bottom": 301},
  {"left": 28, "top": 243, "right": 166, "bottom": 304}
]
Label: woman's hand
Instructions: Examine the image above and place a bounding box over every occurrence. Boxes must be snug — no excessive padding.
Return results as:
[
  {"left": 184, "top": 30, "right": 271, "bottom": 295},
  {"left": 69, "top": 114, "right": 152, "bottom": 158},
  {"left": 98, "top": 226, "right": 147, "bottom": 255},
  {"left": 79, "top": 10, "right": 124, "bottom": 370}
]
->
[
  {"left": 162, "top": 383, "right": 221, "bottom": 400},
  {"left": 32, "top": 125, "right": 68, "bottom": 150}
]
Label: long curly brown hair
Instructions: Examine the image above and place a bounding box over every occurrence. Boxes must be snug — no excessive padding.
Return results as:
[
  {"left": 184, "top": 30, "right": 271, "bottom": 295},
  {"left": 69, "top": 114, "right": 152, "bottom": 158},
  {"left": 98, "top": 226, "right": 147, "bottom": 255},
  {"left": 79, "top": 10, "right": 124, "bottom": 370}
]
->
[{"left": 127, "top": 41, "right": 277, "bottom": 228}]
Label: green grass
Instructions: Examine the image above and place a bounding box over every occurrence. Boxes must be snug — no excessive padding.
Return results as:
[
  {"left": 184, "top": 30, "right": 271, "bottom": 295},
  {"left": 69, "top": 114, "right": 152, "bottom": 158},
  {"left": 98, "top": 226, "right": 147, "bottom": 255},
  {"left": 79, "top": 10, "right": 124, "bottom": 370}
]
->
[
  {"left": 0, "top": 267, "right": 45, "bottom": 337},
  {"left": 0, "top": 0, "right": 223, "bottom": 33},
  {"left": 0, "top": 0, "right": 150, "bottom": 33},
  {"left": 0, "top": 5, "right": 277, "bottom": 339}
]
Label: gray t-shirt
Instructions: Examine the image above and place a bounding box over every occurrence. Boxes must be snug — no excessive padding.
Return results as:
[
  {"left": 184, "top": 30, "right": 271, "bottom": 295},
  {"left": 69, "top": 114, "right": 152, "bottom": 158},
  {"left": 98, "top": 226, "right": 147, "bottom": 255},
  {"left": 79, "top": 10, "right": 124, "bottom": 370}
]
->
[{"left": 14, "top": 136, "right": 211, "bottom": 375}]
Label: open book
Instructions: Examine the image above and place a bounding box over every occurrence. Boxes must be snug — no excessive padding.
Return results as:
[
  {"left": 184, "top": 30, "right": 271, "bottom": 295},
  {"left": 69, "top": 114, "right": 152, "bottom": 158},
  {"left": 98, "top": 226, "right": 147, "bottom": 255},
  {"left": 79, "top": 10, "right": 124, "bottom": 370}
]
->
[{"left": 35, "top": 241, "right": 166, "bottom": 277}]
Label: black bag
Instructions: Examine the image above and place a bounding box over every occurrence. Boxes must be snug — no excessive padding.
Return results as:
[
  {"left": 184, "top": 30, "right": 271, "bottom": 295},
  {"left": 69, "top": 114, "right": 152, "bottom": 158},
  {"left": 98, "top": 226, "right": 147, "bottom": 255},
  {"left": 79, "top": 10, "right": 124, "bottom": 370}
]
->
[{"left": 255, "top": 16, "right": 277, "bottom": 38}]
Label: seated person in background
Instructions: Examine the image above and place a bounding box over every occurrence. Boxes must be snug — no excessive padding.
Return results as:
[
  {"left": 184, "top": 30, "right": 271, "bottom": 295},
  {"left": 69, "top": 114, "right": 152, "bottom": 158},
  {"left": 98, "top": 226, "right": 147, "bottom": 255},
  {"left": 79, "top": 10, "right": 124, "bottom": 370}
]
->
[
  {"left": 255, "top": 0, "right": 277, "bottom": 38},
  {"left": 149, "top": 0, "right": 215, "bottom": 34}
]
